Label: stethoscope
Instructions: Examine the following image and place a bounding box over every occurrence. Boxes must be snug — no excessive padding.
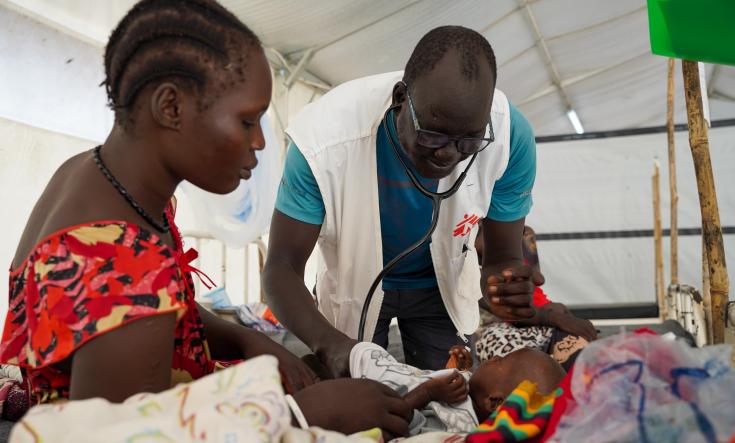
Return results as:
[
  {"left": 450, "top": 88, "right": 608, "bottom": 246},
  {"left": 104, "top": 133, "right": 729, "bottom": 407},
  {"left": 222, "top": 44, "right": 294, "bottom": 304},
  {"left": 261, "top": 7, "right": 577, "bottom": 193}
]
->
[{"left": 356, "top": 105, "right": 480, "bottom": 341}]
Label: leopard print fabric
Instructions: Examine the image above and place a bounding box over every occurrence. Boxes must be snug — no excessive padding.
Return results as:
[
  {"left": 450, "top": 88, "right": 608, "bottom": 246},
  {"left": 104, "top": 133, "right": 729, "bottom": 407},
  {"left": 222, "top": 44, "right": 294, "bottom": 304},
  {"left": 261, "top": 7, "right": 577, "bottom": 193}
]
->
[{"left": 474, "top": 322, "right": 554, "bottom": 362}]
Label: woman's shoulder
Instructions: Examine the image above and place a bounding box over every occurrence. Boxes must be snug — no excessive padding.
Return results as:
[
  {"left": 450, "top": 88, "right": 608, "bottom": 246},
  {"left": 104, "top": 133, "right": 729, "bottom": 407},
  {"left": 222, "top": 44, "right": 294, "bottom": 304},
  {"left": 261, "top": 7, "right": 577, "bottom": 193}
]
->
[
  {"left": 4, "top": 220, "right": 188, "bottom": 370},
  {"left": 12, "top": 220, "right": 174, "bottom": 277},
  {"left": 12, "top": 150, "right": 94, "bottom": 268},
  {"left": 12, "top": 149, "right": 174, "bottom": 270}
]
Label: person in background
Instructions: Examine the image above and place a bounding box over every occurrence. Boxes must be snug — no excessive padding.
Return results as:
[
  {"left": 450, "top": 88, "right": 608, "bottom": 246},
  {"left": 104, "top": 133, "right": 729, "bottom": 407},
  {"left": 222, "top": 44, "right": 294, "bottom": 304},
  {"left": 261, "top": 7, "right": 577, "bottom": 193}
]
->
[
  {"left": 0, "top": 0, "right": 410, "bottom": 436},
  {"left": 474, "top": 226, "right": 597, "bottom": 370}
]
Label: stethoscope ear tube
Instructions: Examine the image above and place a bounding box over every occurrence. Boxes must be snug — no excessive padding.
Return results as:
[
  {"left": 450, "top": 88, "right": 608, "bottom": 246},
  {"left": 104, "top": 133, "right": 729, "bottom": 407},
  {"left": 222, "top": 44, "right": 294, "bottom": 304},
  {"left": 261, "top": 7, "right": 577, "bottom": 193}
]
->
[{"left": 356, "top": 109, "right": 478, "bottom": 342}]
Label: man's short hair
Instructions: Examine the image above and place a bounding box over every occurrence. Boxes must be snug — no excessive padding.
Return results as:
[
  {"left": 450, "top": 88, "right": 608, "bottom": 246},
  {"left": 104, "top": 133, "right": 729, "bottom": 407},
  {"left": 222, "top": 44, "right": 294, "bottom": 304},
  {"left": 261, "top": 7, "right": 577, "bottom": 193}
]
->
[{"left": 403, "top": 25, "right": 497, "bottom": 88}]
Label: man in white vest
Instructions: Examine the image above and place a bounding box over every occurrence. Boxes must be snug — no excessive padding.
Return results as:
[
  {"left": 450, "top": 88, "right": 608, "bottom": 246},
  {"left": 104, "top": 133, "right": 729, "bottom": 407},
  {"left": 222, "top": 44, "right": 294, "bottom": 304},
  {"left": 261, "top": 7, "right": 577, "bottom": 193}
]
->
[{"left": 264, "top": 26, "right": 540, "bottom": 377}]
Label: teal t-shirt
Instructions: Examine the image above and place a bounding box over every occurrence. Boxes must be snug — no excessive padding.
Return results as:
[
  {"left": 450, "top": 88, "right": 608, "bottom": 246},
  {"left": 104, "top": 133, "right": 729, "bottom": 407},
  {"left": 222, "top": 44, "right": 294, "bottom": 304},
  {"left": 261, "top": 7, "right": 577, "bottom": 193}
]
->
[{"left": 275, "top": 103, "right": 536, "bottom": 289}]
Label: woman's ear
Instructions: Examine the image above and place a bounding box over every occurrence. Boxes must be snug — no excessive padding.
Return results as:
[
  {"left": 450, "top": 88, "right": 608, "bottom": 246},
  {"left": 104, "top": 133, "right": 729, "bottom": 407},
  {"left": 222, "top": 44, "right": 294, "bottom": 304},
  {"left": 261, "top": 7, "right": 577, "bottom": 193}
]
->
[{"left": 149, "top": 82, "right": 183, "bottom": 130}]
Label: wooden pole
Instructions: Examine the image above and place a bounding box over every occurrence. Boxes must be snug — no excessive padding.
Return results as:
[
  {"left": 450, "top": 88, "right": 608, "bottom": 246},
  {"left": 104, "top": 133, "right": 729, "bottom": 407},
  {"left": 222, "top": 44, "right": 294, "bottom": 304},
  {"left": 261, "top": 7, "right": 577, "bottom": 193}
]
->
[
  {"left": 682, "top": 60, "right": 729, "bottom": 344},
  {"left": 702, "top": 236, "right": 714, "bottom": 343},
  {"left": 653, "top": 161, "right": 666, "bottom": 318},
  {"left": 667, "top": 59, "right": 679, "bottom": 285}
]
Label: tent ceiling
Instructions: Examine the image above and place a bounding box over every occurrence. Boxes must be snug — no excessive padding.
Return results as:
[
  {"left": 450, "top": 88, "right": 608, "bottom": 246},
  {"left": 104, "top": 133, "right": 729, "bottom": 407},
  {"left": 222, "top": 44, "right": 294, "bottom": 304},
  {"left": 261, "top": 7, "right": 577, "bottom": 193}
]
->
[
  {"left": 230, "top": 0, "right": 735, "bottom": 136},
  {"left": 5, "top": 0, "right": 735, "bottom": 136}
]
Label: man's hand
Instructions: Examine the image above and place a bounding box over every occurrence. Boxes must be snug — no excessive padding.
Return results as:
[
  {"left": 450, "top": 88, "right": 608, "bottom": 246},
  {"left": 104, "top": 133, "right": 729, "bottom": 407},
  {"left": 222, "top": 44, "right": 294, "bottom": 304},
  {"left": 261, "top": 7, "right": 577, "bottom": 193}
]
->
[
  {"left": 315, "top": 336, "right": 358, "bottom": 379},
  {"left": 294, "top": 378, "right": 411, "bottom": 439},
  {"left": 485, "top": 265, "right": 540, "bottom": 320}
]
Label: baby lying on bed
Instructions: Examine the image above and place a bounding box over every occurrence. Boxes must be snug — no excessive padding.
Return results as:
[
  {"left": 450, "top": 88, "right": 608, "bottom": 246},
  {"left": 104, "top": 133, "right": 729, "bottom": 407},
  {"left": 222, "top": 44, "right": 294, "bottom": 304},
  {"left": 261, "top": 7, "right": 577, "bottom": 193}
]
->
[{"left": 350, "top": 342, "right": 566, "bottom": 435}]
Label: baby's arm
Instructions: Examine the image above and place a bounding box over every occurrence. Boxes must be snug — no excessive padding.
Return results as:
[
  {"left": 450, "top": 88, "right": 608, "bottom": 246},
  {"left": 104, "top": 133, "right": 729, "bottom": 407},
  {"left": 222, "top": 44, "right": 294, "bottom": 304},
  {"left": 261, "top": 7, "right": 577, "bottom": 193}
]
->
[{"left": 403, "top": 371, "right": 468, "bottom": 410}]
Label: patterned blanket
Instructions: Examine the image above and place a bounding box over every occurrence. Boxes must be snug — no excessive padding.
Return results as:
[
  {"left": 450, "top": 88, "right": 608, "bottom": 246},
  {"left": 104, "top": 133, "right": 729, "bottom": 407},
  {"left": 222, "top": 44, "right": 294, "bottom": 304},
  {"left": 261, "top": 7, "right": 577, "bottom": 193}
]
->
[{"left": 466, "top": 381, "right": 560, "bottom": 443}]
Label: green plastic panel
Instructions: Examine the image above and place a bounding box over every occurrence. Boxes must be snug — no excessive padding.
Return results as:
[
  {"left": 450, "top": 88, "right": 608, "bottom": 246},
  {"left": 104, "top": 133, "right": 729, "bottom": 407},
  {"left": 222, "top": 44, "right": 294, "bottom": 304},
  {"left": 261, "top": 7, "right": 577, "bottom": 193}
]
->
[{"left": 648, "top": 0, "right": 735, "bottom": 66}]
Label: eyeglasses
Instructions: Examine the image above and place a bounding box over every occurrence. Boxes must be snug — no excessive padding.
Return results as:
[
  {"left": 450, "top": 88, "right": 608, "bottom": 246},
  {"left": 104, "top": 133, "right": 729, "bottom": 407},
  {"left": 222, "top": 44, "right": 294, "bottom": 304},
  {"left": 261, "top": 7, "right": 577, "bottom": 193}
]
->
[{"left": 405, "top": 83, "right": 495, "bottom": 154}]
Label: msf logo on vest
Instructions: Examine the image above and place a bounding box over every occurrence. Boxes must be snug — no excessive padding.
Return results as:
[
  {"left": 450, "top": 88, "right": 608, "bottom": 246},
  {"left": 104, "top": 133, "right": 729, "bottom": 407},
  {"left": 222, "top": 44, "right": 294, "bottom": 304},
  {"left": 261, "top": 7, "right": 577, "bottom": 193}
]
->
[{"left": 453, "top": 214, "right": 481, "bottom": 237}]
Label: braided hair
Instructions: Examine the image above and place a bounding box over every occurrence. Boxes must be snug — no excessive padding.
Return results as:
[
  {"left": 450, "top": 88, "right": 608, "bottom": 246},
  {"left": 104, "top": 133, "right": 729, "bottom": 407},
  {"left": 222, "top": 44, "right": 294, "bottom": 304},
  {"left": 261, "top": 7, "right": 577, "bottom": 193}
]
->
[
  {"left": 103, "top": 0, "right": 261, "bottom": 126},
  {"left": 403, "top": 26, "right": 496, "bottom": 89}
]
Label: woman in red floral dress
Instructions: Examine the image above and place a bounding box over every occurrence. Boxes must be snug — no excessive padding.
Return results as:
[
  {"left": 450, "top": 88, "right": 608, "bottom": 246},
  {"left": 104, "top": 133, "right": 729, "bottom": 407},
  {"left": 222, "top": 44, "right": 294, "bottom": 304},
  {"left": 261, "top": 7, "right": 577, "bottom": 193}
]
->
[{"left": 0, "top": 0, "right": 411, "bottom": 437}]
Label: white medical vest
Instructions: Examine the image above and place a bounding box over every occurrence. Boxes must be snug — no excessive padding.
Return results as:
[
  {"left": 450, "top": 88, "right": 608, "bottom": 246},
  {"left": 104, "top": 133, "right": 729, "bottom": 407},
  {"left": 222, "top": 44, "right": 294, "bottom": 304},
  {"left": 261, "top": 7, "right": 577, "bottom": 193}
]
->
[{"left": 286, "top": 71, "right": 511, "bottom": 340}]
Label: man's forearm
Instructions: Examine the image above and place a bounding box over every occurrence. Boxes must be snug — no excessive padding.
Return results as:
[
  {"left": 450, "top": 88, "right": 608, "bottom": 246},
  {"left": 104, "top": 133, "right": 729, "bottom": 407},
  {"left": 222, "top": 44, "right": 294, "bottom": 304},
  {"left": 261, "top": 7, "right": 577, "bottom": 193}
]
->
[
  {"left": 262, "top": 260, "right": 348, "bottom": 352},
  {"left": 480, "top": 259, "right": 523, "bottom": 280}
]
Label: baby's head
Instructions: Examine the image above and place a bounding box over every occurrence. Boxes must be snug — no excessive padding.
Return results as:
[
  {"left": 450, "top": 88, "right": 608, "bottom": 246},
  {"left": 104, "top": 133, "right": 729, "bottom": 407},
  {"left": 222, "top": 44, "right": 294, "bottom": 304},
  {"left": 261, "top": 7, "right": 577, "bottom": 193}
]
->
[{"left": 468, "top": 348, "right": 565, "bottom": 421}]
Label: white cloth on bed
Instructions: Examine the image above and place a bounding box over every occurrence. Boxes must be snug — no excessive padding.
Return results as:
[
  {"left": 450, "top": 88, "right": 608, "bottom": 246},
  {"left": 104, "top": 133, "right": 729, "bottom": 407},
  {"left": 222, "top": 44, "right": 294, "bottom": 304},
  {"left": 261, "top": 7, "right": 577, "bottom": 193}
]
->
[
  {"left": 350, "top": 342, "right": 478, "bottom": 435},
  {"left": 10, "top": 356, "right": 379, "bottom": 443}
]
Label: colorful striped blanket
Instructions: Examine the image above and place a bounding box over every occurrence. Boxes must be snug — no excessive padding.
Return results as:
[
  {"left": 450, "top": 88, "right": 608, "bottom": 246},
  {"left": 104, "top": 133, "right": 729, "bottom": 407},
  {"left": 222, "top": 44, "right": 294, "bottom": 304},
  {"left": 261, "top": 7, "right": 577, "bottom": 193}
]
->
[{"left": 466, "top": 380, "right": 560, "bottom": 443}]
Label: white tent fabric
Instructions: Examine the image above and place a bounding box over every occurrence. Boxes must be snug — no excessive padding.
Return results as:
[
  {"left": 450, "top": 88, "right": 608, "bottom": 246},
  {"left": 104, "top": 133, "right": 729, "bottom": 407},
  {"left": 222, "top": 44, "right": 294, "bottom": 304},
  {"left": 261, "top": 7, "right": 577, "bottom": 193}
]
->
[
  {"left": 0, "top": 5, "right": 111, "bottom": 141},
  {"left": 3, "top": 0, "right": 734, "bottom": 136},
  {"left": 528, "top": 126, "right": 735, "bottom": 305},
  {"left": 1, "top": 1, "right": 733, "bottom": 314},
  {"left": 236, "top": 0, "right": 735, "bottom": 137}
]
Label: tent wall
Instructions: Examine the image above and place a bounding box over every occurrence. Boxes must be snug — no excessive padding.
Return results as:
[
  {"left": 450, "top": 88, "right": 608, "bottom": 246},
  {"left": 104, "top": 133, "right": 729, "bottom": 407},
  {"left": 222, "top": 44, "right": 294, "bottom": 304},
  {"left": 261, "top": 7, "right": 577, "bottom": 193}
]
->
[
  {"left": 1, "top": 4, "right": 733, "bottom": 321},
  {"left": 0, "top": 7, "right": 109, "bottom": 318},
  {"left": 528, "top": 127, "right": 735, "bottom": 306},
  {"left": 0, "top": 6, "right": 324, "bottom": 319},
  {"left": 0, "top": 6, "right": 112, "bottom": 142}
]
